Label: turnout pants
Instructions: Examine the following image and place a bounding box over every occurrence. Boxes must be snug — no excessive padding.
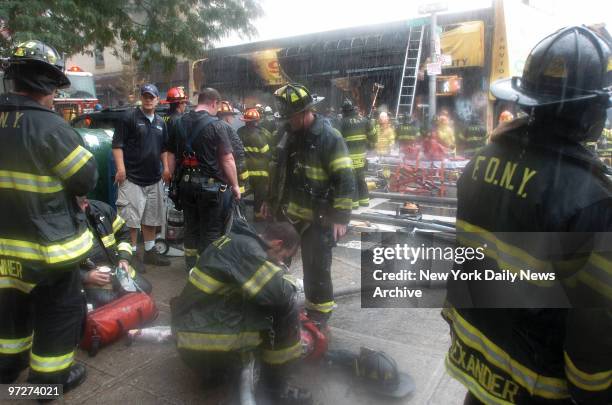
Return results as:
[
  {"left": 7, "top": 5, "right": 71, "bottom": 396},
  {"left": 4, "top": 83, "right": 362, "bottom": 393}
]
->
[
  {"left": 177, "top": 298, "right": 301, "bottom": 385},
  {"left": 250, "top": 175, "right": 269, "bottom": 219},
  {"left": 180, "top": 176, "right": 230, "bottom": 271},
  {"left": 353, "top": 167, "right": 369, "bottom": 208},
  {"left": 0, "top": 266, "right": 84, "bottom": 384},
  {"left": 300, "top": 222, "right": 335, "bottom": 321}
]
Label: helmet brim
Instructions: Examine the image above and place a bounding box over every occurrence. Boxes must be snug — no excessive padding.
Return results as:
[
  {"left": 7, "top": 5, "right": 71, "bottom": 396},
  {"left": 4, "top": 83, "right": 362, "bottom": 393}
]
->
[
  {"left": 277, "top": 96, "right": 325, "bottom": 118},
  {"left": 367, "top": 371, "right": 415, "bottom": 398},
  {"left": 491, "top": 77, "right": 600, "bottom": 107},
  {"left": 8, "top": 58, "right": 70, "bottom": 89}
]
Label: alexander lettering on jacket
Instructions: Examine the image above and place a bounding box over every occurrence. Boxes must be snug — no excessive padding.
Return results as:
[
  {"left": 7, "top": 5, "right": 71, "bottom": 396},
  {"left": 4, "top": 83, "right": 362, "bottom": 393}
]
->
[
  {"left": 449, "top": 336, "right": 520, "bottom": 403},
  {"left": 470, "top": 155, "right": 537, "bottom": 198}
]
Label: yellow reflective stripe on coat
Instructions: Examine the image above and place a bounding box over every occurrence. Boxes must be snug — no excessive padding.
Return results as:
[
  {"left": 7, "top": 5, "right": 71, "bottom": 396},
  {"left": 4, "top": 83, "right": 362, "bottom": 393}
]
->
[
  {"left": 0, "top": 335, "right": 32, "bottom": 354},
  {"left": 564, "top": 352, "right": 612, "bottom": 391},
  {"left": 562, "top": 253, "right": 612, "bottom": 300},
  {"left": 112, "top": 216, "right": 126, "bottom": 233},
  {"left": 0, "top": 170, "right": 63, "bottom": 193},
  {"left": 0, "top": 229, "right": 93, "bottom": 265},
  {"left": 239, "top": 170, "right": 250, "bottom": 180},
  {"left": 248, "top": 170, "right": 269, "bottom": 177},
  {"left": 0, "top": 276, "right": 36, "bottom": 293},
  {"left": 305, "top": 300, "right": 335, "bottom": 313},
  {"left": 305, "top": 166, "right": 328, "bottom": 181},
  {"left": 30, "top": 350, "right": 74, "bottom": 373},
  {"left": 239, "top": 186, "right": 246, "bottom": 193},
  {"left": 456, "top": 220, "right": 555, "bottom": 286},
  {"left": 177, "top": 331, "right": 262, "bottom": 351},
  {"left": 262, "top": 341, "right": 303, "bottom": 365},
  {"left": 52, "top": 145, "right": 93, "bottom": 180},
  {"left": 287, "top": 202, "right": 313, "bottom": 221},
  {"left": 244, "top": 144, "right": 270, "bottom": 153},
  {"left": 333, "top": 198, "right": 353, "bottom": 210},
  {"left": 344, "top": 134, "right": 367, "bottom": 142},
  {"left": 444, "top": 308, "right": 569, "bottom": 399},
  {"left": 100, "top": 233, "right": 116, "bottom": 248},
  {"left": 243, "top": 261, "right": 280, "bottom": 297},
  {"left": 330, "top": 157, "right": 352, "bottom": 172},
  {"left": 189, "top": 267, "right": 229, "bottom": 295},
  {"left": 117, "top": 242, "right": 132, "bottom": 255}
]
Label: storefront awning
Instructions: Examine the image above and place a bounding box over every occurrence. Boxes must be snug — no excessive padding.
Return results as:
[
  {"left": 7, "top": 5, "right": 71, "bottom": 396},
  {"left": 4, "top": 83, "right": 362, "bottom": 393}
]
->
[{"left": 440, "top": 21, "right": 485, "bottom": 68}]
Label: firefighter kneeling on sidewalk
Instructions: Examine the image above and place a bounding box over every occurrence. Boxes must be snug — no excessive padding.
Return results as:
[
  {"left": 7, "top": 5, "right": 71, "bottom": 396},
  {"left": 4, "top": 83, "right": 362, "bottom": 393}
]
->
[{"left": 171, "top": 218, "right": 312, "bottom": 404}]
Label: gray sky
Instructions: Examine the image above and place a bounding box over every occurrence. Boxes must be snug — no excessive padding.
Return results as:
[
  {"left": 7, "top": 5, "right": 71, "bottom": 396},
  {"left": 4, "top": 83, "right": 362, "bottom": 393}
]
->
[{"left": 217, "top": 0, "right": 612, "bottom": 48}]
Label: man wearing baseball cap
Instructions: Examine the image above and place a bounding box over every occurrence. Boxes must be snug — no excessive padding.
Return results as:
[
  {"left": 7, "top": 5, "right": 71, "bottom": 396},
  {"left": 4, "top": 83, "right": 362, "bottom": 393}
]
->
[{"left": 112, "top": 83, "right": 171, "bottom": 268}]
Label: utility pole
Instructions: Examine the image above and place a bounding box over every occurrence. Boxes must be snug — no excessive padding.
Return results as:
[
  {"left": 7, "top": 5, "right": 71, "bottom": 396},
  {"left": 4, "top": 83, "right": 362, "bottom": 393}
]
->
[
  {"left": 419, "top": 2, "right": 447, "bottom": 125},
  {"left": 429, "top": 11, "right": 438, "bottom": 124}
]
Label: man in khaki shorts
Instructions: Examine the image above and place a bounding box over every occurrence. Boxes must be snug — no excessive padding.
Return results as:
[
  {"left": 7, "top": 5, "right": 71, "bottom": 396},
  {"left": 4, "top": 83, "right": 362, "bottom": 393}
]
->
[{"left": 112, "top": 83, "right": 171, "bottom": 267}]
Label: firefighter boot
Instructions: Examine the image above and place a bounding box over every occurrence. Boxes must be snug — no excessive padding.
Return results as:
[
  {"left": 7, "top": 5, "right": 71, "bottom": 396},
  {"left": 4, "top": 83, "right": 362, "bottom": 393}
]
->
[
  {"left": 259, "top": 365, "right": 313, "bottom": 405},
  {"left": 62, "top": 363, "right": 87, "bottom": 394},
  {"left": 34, "top": 363, "right": 87, "bottom": 403}
]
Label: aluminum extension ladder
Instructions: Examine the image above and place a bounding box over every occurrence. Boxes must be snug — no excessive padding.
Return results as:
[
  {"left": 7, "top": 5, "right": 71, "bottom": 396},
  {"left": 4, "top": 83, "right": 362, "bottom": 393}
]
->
[{"left": 395, "top": 24, "right": 425, "bottom": 119}]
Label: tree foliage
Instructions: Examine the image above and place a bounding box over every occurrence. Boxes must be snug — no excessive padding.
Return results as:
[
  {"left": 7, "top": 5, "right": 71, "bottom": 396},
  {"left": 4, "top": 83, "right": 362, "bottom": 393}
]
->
[{"left": 0, "top": 0, "right": 262, "bottom": 71}]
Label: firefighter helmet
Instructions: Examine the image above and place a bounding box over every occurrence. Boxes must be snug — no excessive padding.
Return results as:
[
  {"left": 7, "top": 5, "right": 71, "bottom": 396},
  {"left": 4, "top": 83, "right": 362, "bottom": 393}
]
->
[
  {"left": 5, "top": 40, "right": 70, "bottom": 92},
  {"left": 341, "top": 99, "right": 355, "bottom": 114},
  {"left": 491, "top": 26, "right": 612, "bottom": 108},
  {"left": 273, "top": 83, "right": 324, "bottom": 118},
  {"left": 217, "top": 100, "right": 236, "bottom": 116},
  {"left": 354, "top": 348, "right": 415, "bottom": 398},
  {"left": 241, "top": 108, "right": 261, "bottom": 122},
  {"left": 165, "top": 86, "right": 188, "bottom": 104}
]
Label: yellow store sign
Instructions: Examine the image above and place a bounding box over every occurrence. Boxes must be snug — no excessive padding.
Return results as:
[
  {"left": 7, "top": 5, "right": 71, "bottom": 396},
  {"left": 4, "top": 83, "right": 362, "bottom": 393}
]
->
[{"left": 441, "top": 21, "right": 485, "bottom": 68}]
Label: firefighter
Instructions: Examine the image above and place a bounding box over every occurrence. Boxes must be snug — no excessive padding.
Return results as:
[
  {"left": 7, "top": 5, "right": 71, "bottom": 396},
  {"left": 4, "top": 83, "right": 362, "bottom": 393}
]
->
[
  {"left": 167, "top": 88, "right": 240, "bottom": 271},
  {"left": 261, "top": 105, "right": 278, "bottom": 134},
  {"left": 340, "top": 99, "right": 376, "bottom": 208},
  {"left": 238, "top": 108, "right": 272, "bottom": 219},
  {"left": 263, "top": 83, "right": 355, "bottom": 327},
  {"left": 171, "top": 220, "right": 311, "bottom": 404},
  {"left": 77, "top": 197, "right": 152, "bottom": 309},
  {"left": 165, "top": 86, "right": 189, "bottom": 184},
  {"left": 456, "top": 116, "right": 487, "bottom": 157},
  {"left": 444, "top": 26, "right": 612, "bottom": 405},
  {"left": 396, "top": 114, "right": 422, "bottom": 152},
  {"left": 375, "top": 112, "right": 396, "bottom": 155},
  {"left": 164, "top": 86, "right": 188, "bottom": 123},
  {"left": 217, "top": 101, "right": 248, "bottom": 197},
  {"left": 0, "top": 40, "right": 98, "bottom": 388},
  {"left": 436, "top": 113, "right": 455, "bottom": 152}
]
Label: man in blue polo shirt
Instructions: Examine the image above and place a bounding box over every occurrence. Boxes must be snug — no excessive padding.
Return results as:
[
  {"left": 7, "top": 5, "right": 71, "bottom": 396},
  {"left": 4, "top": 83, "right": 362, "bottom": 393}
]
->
[{"left": 112, "top": 84, "right": 171, "bottom": 267}]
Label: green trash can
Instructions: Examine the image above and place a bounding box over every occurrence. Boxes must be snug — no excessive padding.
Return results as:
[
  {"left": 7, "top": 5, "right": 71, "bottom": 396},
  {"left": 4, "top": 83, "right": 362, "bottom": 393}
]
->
[{"left": 75, "top": 128, "right": 117, "bottom": 206}]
